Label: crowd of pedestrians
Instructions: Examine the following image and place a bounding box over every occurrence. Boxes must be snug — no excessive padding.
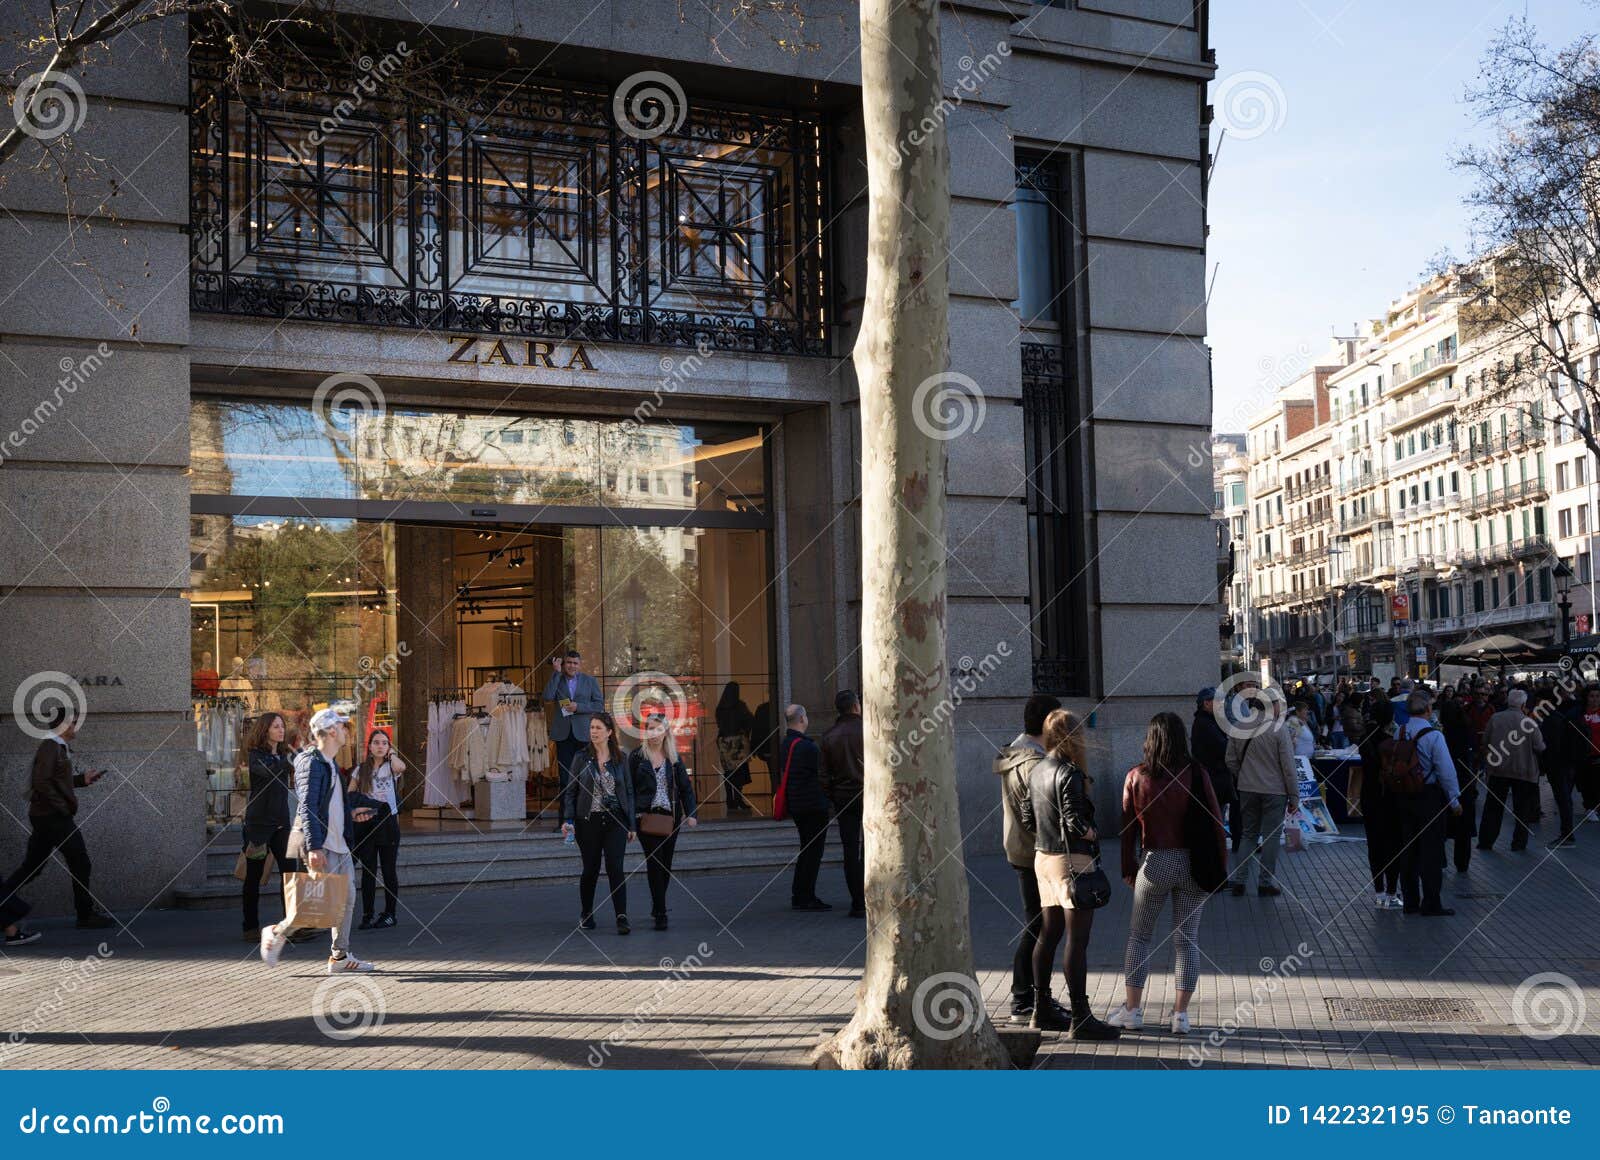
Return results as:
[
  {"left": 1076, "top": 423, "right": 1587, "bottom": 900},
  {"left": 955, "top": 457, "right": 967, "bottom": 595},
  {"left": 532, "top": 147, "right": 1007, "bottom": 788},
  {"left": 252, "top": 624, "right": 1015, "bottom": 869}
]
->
[{"left": 13, "top": 660, "right": 1597, "bottom": 1048}]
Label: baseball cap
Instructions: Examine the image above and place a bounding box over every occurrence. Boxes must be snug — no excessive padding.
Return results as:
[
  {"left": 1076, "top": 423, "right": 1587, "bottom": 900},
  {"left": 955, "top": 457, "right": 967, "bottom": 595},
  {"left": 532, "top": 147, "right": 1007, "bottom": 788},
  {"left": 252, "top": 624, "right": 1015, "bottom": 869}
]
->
[
  {"left": 1196, "top": 687, "right": 1216, "bottom": 706},
  {"left": 308, "top": 706, "right": 351, "bottom": 735}
]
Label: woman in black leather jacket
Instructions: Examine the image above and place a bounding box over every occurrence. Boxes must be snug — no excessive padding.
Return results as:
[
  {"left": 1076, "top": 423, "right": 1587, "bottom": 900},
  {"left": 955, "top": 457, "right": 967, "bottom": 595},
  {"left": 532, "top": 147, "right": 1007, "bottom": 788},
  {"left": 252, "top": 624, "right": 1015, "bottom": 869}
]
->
[
  {"left": 1018, "top": 709, "right": 1120, "bottom": 1041},
  {"left": 629, "top": 715, "right": 699, "bottom": 930},
  {"left": 560, "top": 713, "right": 636, "bottom": 934},
  {"left": 241, "top": 712, "right": 296, "bottom": 940}
]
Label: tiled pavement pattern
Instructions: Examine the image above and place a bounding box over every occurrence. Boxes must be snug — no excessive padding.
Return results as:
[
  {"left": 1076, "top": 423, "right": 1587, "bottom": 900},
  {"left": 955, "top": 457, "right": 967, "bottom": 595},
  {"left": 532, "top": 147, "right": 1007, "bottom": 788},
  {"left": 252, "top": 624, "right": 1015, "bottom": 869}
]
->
[{"left": 3, "top": 805, "right": 1599, "bottom": 1069}]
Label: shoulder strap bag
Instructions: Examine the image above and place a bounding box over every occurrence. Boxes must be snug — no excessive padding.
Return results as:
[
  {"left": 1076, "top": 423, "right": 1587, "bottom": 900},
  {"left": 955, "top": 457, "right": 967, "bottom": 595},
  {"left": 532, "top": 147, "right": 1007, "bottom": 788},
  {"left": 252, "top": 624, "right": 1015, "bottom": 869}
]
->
[
  {"left": 772, "top": 737, "right": 800, "bottom": 821},
  {"left": 1185, "top": 765, "right": 1229, "bottom": 893},
  {"left": 637, "top": 753, "right": 677, "bottom": 837}
]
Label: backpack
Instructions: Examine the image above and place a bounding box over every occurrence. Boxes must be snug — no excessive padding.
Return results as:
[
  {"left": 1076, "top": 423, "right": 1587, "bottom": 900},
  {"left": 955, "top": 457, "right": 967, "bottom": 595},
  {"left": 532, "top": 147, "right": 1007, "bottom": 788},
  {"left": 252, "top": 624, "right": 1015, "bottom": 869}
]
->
[{"left": 1376, "top": 726, "right": 1436, "bottom": 796}]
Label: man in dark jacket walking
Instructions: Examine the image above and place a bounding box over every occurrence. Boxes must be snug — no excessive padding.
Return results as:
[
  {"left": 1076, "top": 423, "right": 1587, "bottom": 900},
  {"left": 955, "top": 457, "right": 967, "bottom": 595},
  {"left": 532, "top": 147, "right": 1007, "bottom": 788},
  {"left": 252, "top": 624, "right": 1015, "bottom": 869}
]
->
[
  {"left": 779, "top": 705, "right": 831, "bottom": 910},
  {"left": 1190, "top": 688, "right": 1240, "bottom": 853},
  {"left": 0, "top": 707, "right": 114, "bottom": 932},
  {"left": 819, "top": 691, "right": 866, "bottom": 917}
]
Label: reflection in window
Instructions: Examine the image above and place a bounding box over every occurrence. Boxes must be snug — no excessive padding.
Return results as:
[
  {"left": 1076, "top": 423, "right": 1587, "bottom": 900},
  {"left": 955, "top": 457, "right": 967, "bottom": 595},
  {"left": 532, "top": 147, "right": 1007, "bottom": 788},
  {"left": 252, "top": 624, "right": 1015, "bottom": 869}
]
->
[
  {"left": 1014, "top": 183, "right": 1058, "bottom": 323},
  {"left": 192, "top": 399, "right": 767, "bottom": 513}
]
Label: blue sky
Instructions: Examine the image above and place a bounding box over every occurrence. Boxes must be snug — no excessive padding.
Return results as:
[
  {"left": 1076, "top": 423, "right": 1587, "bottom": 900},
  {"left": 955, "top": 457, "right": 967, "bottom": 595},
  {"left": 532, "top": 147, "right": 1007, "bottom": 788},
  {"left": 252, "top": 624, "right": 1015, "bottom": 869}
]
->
[{"left": 1207, "top": 0, "right": 1596, "bottom": 428}]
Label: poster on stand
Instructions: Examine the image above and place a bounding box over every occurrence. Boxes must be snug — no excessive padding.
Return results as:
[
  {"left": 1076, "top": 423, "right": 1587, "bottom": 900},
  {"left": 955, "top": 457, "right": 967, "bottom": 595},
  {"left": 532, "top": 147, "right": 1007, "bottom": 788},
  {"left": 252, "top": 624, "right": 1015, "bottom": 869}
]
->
[{"left": 1288, "top": 756, "right": 1339, "bottom": 841}]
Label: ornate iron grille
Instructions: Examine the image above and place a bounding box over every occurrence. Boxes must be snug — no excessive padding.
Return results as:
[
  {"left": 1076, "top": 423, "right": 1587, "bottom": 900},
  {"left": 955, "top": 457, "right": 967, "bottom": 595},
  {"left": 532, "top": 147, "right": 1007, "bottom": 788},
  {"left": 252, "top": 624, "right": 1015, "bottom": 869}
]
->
[
  {"left": 190, "top": 43, "right": 829, "bottom": 355},
  {"left": 1018, "top": 153, "right": 1088, "bottom": 696}
]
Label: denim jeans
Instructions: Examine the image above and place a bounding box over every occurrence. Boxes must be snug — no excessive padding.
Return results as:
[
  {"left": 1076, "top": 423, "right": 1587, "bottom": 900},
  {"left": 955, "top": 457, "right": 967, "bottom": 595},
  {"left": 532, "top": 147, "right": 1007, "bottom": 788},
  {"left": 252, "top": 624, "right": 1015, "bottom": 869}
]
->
[
  {"left": 281, "top": 848, "right": 357, "bottom": 956},
  {"left": 1230, "top": 791, "right": 1288, "bottom": 888}
]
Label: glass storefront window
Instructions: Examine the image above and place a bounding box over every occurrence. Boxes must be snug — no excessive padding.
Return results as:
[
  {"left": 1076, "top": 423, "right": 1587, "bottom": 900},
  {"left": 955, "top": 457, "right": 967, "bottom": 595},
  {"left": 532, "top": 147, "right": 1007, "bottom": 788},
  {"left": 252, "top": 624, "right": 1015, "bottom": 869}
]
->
[
  {"left": 192, "top": 399, "right": 767, "bottom": 514},
  {"left": 189, "top": 515, "right": 397, "bottom": 823},
  {"left": 189, "top": 398, "right": 774, "bottom": 824}
]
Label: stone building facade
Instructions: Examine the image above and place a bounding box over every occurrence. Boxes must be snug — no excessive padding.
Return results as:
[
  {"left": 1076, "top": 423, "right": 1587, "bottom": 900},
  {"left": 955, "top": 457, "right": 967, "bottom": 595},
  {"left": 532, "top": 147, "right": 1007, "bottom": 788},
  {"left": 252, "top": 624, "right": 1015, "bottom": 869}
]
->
[{"left": 0, "top": 0, "right": 1216, "bottom": 912}]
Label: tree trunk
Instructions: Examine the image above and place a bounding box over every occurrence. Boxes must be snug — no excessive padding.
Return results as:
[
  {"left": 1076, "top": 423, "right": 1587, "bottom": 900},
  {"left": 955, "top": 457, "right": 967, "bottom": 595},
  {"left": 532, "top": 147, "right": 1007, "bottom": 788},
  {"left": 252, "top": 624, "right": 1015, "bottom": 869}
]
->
[{"left": 817, "top": 0, "right": 1009, "bottom": 1070}]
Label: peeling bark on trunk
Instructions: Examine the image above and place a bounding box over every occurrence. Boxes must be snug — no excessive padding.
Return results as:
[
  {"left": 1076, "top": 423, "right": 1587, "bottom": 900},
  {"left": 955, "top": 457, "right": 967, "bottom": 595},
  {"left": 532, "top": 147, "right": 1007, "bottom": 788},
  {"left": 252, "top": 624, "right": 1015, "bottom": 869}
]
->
[{"left": 816, "top": 0, "right": 1009, "bottom": 1070}]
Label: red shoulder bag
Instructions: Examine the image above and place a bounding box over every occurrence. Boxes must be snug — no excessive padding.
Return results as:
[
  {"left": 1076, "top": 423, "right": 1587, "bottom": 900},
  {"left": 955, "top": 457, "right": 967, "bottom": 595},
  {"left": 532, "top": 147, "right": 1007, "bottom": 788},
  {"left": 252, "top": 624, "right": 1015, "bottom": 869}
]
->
[{"left": 772, "top": 737, "right": 800, "bottom": 821}]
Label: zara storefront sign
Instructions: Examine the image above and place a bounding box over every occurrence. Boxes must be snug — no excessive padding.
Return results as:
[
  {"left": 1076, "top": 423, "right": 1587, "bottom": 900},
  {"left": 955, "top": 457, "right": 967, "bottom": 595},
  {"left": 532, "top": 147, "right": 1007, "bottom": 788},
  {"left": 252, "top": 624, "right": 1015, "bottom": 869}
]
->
[{"left": 444, "top": 336, "right": 596, "bottom": 371}]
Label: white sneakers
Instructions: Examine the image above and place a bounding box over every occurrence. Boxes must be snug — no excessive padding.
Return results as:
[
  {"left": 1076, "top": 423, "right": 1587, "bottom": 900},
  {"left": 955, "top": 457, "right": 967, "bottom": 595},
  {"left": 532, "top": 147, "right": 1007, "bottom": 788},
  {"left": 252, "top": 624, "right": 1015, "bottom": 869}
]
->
[
  {"left": 1107, "top": 1004, "right": 1191, "bottom": 1034},
  {"left": 261, "top": 926, "right": 378, "bottom": 975},
  {"left": 259, "top": 924, "right": 287, "bottom": 967},
  {"left": 328, "top": 954, "right": 376, "bottom": 974},
  {"left": 1107, "top": 1004, "right": 1144, "bottom": 1030}
]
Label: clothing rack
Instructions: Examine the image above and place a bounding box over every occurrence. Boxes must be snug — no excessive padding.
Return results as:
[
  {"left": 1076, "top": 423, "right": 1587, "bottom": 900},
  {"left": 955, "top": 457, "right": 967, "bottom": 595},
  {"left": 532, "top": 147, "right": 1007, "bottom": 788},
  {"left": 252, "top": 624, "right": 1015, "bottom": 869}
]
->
[{"left": 465, "top": 664, "right": 534, "bottom": 688}]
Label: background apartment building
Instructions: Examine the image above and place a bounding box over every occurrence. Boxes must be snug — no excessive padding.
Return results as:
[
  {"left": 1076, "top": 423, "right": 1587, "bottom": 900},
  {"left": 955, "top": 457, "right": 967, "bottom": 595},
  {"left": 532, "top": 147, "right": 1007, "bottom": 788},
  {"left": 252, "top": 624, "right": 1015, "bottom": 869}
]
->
[
  {"left": 1211, "top": 433, "right": 1250, "bottom": 672},
  {"left": 1244, "top": 271, "right": 1599, "bottom": 682}
]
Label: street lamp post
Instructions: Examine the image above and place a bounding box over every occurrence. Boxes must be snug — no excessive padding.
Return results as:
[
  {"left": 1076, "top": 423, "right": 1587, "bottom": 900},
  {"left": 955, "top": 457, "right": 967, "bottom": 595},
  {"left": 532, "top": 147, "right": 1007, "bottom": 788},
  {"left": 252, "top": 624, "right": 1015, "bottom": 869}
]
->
[
  {"left": 1325, "top": 544, "right": 1345, "bottom": 678},
  {"left": 1554, "top": 558, "right": 1575, "bottom": 646}
]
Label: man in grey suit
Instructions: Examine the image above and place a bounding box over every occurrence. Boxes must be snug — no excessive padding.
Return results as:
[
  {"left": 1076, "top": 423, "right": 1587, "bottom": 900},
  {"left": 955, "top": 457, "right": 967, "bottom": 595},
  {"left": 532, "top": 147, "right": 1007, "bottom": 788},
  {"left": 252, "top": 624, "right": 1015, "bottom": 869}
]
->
[{"left": 543, "top": 650, "right": 605, "bottom": 806}]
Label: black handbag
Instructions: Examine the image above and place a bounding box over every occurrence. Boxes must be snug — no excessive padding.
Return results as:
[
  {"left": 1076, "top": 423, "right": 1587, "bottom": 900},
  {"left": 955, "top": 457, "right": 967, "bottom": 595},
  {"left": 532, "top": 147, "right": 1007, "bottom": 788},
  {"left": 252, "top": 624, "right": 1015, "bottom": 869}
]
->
[
  {"left": 1184, "top": 766, "right": 1229, "bottom": 892},
  {"left": 1068, "top": 852, "right": 1112, "bottom": 909}
]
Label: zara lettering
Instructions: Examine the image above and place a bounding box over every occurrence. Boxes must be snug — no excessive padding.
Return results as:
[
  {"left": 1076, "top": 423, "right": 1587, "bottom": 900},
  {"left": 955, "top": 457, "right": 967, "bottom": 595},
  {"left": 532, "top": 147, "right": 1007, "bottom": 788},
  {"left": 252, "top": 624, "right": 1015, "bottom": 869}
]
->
[{"left": 445, "top": 336, "right": 596, "bottom": 370}]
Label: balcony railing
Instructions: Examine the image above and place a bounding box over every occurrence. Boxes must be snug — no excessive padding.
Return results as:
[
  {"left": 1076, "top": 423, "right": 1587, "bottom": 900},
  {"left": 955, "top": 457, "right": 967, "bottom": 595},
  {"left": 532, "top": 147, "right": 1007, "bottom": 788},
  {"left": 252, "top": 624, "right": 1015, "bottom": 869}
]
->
[
  {"left": 1283, "top": 478, "right": 1332, "bottom": 502},
  {"left": 1464, "top": 428, "right": 1547, "bottom": 463},
  {"left": 1336, "top": 508, "right": 1391, "bottom": 534},
  {"left": 1391, "top": 344, "right": 1458, "bottom": 392},
  {"left": 1390, "top": 390, "right": 1456, "bottom": 425},
  {"left": 1459, "top": 536, "right": 1553, "bottom": 568},
  {"left": 1467, "top": 601, "right": 1557, "bottom": 629}
]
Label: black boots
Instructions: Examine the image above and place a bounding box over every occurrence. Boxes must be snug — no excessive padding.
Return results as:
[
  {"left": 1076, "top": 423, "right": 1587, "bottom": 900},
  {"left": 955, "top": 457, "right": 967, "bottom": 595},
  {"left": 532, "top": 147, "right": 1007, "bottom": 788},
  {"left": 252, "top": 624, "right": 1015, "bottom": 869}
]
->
[
  {"left": 1068, "top": 993, "right": 1121, "bottom": 1041},
  {"left": 1029, "top": 988, "right": 1072, "bottom": 1032}
]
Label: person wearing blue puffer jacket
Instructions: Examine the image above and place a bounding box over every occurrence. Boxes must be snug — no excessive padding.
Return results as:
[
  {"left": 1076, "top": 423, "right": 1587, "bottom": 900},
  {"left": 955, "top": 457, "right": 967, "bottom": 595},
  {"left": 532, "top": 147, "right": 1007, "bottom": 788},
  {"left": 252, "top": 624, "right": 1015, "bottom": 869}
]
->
[{"left": 258, "top": 707, "right": 384, "bottom": 975}]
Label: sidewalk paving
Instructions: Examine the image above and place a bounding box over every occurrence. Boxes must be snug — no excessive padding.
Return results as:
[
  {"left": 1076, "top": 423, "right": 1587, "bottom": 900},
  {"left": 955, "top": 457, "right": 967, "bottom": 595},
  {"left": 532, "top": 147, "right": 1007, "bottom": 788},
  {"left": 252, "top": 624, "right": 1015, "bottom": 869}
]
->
[{"left": 2, "top": 806, "right": 1599, "bottom": 1069}]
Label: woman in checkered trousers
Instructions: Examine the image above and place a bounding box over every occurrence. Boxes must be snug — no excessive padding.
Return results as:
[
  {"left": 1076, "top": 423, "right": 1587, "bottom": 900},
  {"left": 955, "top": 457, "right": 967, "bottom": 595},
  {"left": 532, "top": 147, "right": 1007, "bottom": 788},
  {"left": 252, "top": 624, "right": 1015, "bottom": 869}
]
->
[{"left": 1108, "top": 712, "right": 1228, "bottom": 1036}]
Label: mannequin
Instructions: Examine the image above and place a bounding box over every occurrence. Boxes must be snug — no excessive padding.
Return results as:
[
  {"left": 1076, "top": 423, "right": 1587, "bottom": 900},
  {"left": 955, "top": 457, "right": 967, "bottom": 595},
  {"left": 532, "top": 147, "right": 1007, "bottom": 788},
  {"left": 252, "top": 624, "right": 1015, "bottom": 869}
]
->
[
  {"left": 192, "top": 650, "right": 220, "bottom": 697},
  {"left": 219, "top": 655, "right": 253, "bottom": 695}
]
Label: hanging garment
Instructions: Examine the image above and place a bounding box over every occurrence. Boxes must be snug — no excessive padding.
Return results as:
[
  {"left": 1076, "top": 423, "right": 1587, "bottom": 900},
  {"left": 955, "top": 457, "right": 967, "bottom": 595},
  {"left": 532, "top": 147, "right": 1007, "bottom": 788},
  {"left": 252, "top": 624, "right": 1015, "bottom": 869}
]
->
[
  {"left": 527, "top": 710, "right": 551, "bottom": 773},
  {"left": 490, "top": 700, "right": 529, "bottom": 774},
  {"left": 448, "top": 714, "right": 494, "bottom": 784},
  {"left": 423, "top": 699, "right": 451, "bottom": 807}
]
